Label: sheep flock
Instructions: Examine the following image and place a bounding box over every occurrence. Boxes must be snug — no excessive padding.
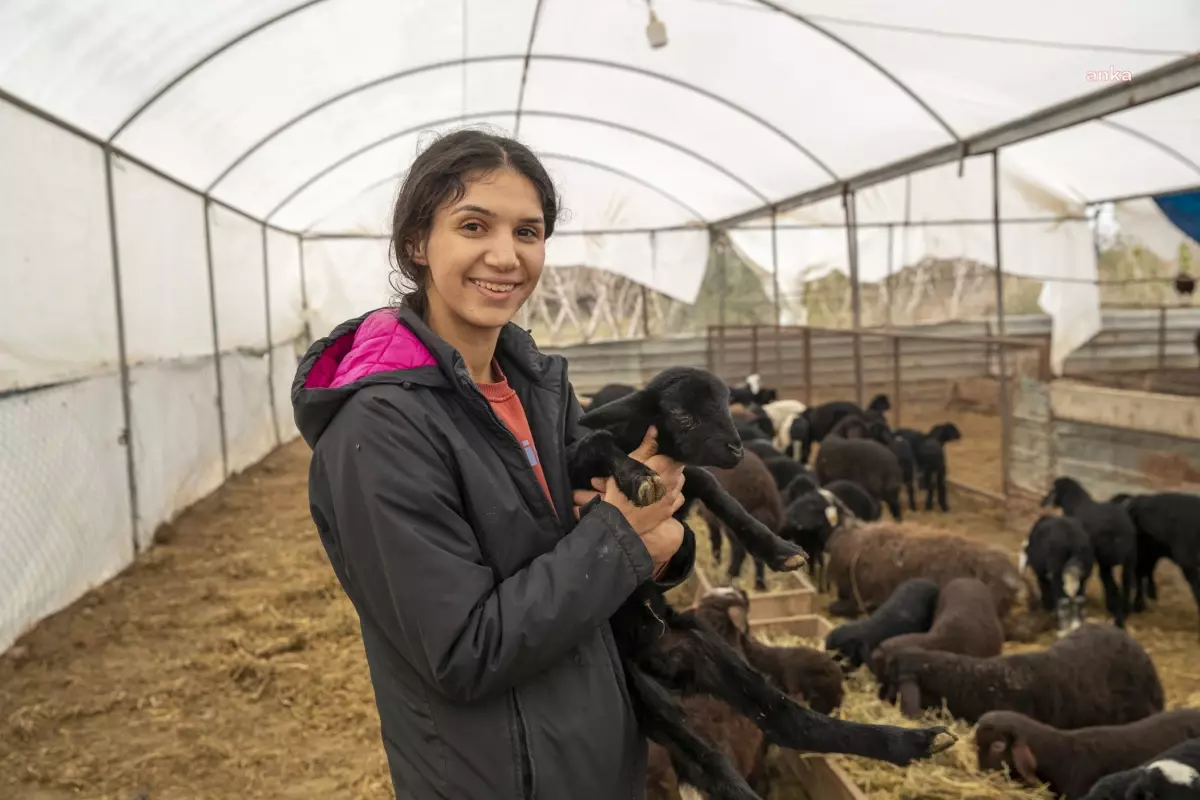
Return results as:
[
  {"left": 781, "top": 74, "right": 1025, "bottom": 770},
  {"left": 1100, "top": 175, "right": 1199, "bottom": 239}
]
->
[{"left": 583, "top": 371, "right": 1200, "bottom": 800}]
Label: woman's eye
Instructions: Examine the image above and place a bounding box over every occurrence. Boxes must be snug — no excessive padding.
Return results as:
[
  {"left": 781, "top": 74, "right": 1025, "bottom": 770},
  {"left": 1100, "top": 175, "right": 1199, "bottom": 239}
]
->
[
  {"left": 461, "top": 221, "right": 483, "bottom": 233},
  {"left": 518, "top": 227, "right": 540, "bottom": 239}
]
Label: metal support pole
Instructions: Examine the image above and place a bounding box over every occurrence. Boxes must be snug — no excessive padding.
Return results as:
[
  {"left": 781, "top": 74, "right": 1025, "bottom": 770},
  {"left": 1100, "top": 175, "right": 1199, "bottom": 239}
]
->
[
  {"left": 204, "top": 200, "right": 230, "bottom": 478},
  {"left": 892, "top": 337, "right": 902, "bottom": 427},
  {"left": 803, "top": 328, "right": 813, "bottom": 406},
  {"left": 640, "top": 283, "right": 650, "bottom": 339},
  {"left": 298, "top": 236, "right": 313, "bottom": 346},
  {"left": 771, "top": 207, "right": 781, "bottom": 327},
  {"left": 845, "top": 188, "right": 864, "bottom": 407},
  {"left": 991, "top": 151, "right": 1012, "bottom": 497},
  {"left": 1157, "top": 306, "right": 1167, "bottom": 368},
  {"left": 885, "top": 223, "right": 895, "bottom": 328},
  {"left": 717, "top": 232, "right": 727, "bottom": 329},
  {"left": 261, "top": 225, "right": 281, "bottom": 447},
  {"left": 103, "top": 149, "right": 141, "bottom": 556}
]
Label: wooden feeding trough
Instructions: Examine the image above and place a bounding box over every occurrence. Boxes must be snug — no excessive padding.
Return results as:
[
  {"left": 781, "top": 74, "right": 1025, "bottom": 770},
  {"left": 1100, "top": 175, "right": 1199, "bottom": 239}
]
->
[{"left": 689, "top": 565, "right": 867, "bottom": 800}]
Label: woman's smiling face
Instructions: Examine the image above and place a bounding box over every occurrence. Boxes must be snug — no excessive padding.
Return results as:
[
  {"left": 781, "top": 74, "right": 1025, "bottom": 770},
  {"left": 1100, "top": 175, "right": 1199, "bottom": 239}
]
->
[{"left": 418, "top": 167, "right": 547, "bottom": 333}]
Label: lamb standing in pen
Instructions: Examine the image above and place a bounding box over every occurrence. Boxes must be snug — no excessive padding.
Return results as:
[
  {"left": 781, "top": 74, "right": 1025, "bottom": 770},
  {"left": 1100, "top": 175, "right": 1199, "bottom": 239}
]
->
[
  {"left": 877, "top": 624, "right": 1163, "bottom": 728},
  {"left": 895, "top": 423, "right": 962, "bottom": 513},
  {"left": 760, "top": 399, "right": 807, "bottom": 455},
  {"left": 1019, "top": 514, "right": 1096, "bottom": 636},
  {"left": 1115, "top": 491, "right": 1200, "bottom": 632},
  {"left": 823, "top": 517, "right": 1022, "bottom": 622},
  {"left": 975, "top": 708, "right": 1200, "bottom": 800},
  {"left": 1042, "top": 476, "right": 1138, "bottom": 628},
  {"left": 1080, "top": 736, "right": 1200, "bottom": 799},
  {"left": 779, "top": 485, "right": 849, "bottom": 592},
  {"left": 869, "top": 577, "right": 1004, "bottom": 689},
  {"left": 570, "top": 367, "right": 953, "bottom": 799},
  {"left": 824, "top": 579, "right": 940, "bottom": 671},
  {"left": 793, "top": 394, "right": 890, "bottom": 464}
]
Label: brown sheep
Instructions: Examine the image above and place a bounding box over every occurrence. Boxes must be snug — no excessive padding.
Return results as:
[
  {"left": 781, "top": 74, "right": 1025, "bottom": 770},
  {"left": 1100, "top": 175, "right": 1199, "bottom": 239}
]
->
[
  {"left": 815, "top": 436, "right": 904, "bottom": 520},
  {"left": 824, "top": 519, "right": 1023, "bottom": 628},
  {"left": 869, "top": 577, "right": 1005, "bottom": 685}
]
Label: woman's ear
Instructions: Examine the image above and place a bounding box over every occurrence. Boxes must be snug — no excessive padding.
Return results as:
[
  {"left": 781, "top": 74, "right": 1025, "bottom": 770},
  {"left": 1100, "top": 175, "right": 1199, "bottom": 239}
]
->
[{"left": 406, "top": 238, "right": 427, "bottom": 266}]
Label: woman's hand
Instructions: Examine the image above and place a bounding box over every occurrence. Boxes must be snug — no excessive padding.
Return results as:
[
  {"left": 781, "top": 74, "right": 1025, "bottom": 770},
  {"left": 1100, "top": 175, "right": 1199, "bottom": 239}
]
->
[{"left": 571, "top": 426, "right": 687, "bottom": 521}]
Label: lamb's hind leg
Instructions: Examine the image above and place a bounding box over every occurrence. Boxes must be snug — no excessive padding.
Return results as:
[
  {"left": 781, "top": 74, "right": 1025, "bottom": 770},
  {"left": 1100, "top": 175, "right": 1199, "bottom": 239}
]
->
[
  {"left": 625, "top": 665, "right": 762, "bottom": 800},
  {"left": 683, "top": 465, "right": 805, "bottom": 572},
  {"left": 1098, "top": 562, "right": 1125, "bottom": 628},
  {"left": 566, "top": 430, "right": 665, "bottom": 506},
  {"left": 643, "top": 622, "right": 955, "bottom": 766}
]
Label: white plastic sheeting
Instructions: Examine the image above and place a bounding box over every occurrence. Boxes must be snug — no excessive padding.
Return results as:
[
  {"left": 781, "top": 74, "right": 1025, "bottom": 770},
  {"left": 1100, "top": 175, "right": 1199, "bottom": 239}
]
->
[
  {"left": 0, "top": 101, "right": 117, "bottom": 391},
  {"left": 0, "top": 376, "right": 133, "bottom": 654}
]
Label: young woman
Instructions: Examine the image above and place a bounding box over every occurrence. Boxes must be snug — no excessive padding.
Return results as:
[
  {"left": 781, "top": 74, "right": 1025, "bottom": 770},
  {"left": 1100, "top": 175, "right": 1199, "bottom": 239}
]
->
[{"left": 292, "top": 129, "right": 693, "bottom": 799}]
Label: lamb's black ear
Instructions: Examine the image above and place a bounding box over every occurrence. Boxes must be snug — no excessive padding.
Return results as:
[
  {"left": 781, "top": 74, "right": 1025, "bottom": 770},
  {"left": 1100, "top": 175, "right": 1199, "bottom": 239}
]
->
[
  {"left": 578, "top": 390, "right": 644, "bottom": 430},
  {"left": 898, "top": 678, "right": 922, "bottom": 718}
]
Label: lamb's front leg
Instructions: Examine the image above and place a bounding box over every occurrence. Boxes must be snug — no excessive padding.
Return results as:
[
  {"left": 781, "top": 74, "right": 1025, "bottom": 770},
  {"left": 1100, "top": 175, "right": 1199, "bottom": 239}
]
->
[
  {"left": 566, "top": 430, "right": 667, "bottom": 506},
  {"left": 643, "top": 624, "right": 956, "bottom": 767},
  {"left": 682, "top": 465, "right": 806, "bottom": 572}
]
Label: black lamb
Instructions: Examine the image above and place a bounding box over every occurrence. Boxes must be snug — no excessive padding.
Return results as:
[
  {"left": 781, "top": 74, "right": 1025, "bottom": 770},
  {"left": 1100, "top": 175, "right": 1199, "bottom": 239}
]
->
[
  {"left": 1116, "top": 491, "right": 1200, "bottom": 631},
  {"left": 895, "top": 423, "right": 962, "bottom": 513},
  {"left": 1020, "top": 515, "right": 1096, "bottom": 636},
  {"left": 1081, "top": 736, "right": 1200, "bottom": 799},
  {"left": 568, "top": 367, "right": 954, "bottom": 799},
  {"left": 824, "top": 479, "right": 881, "bottom": 522},
  {"left": 824, "top": 578, "right": 940, "bottom": 671},
  {"left": 793, "top": 394, "right": 890, "bottom": 464},
  {"left": 878, "top": 623, "right": 1163, "bottom": 728},
  {"left": 1043, "top": 477, "right": 1138, "bottom": 628},
  {"left": 779, "top": 486, "right": 852, "bottom": 592}
]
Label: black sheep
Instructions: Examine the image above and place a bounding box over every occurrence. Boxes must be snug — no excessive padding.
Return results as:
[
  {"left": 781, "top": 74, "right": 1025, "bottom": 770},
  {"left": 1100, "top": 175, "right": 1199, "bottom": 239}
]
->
[
  {"left": 824, "top": 479, "right": 882, "bottom": 522},
  {"left": 1020, "top": 515, "right": 1096, "bottom": 636},
  {"left": 779, "top": 485, "right": 850, "bottom": 592},
  {"left": 569, "top": 367, "right": 954, "bottom": 798},
  {"left": 824, "top": 578, "right": 940, "bottom": 671},
  {"left": 1042, "top": 477, "right": 1138, "bottom": 629},
  {"left": 1116, "top": 492, "right": 1200, "bottom": 631},
  {"left": 895, "top": 423, "right": 962, "bottom": 512},
  {"left": 587, "top": 382, "right": 638, "bottom": 409},
  {"left": 787, "top": 415, "right": 810, "bottom": 463},
  {"left": 793, "top": 394, "right": 890, "bottom": 464},
  {"left": 890, "top": 435, "right": 918, "bottom": 512},
  {"left": 879, "top": 624, "right": 1163, "bottom": 728},
  {"left": 782, "top": 474, "right": 820, "bottom": 506},
  {"left": 1081, "top": 736, "right": 1200, "bottom": 799}
]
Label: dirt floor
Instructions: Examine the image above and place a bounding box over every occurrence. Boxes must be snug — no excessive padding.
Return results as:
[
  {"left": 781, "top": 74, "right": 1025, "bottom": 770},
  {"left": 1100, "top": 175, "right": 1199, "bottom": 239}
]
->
[{"left": 3, "top": 400, "right": 1199, "bottom": 800}]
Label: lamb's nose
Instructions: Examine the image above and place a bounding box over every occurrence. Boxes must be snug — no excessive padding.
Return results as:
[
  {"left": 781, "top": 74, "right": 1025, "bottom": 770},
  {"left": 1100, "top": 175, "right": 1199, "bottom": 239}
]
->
[{"left": 728, "top": 443, "right": 743, "bottom": 458}]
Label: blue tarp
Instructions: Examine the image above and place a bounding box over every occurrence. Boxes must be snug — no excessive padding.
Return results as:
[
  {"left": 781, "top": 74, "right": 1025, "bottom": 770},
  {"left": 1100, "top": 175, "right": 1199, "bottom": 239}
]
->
[{"left": 1153, "top": 190, "right": 1200, "bottom": 246}]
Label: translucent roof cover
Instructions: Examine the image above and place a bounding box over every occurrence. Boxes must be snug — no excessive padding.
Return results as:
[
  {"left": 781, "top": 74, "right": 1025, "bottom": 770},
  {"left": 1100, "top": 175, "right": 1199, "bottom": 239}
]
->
[{"left": 1, "top": 0, "right": 1198, "bottom": 235}]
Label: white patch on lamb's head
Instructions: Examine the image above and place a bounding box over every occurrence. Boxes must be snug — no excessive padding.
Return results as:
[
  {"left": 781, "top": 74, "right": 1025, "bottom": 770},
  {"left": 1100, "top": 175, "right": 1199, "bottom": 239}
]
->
[
  {"left": 1147, "top": 758, "right": 1200, "bottom": 787},
  {"left": 815, "top": 489, "right": 840, "bottom": 525},
  {"left": 1017, "top": 539, "right": 1028, "bottom": 574},
  {"left": 746, "top": 374, "right": 761, "bottom": 395},
  {"left": 1062, "top": 565, "right": 1082, "bottom": 598}
]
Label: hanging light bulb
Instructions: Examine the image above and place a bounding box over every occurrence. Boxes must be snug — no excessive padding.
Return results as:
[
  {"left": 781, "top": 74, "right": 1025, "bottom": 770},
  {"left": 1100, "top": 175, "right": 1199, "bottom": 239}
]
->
[{"left": 646, "top": 4, "right": 667, "bottom": 49}]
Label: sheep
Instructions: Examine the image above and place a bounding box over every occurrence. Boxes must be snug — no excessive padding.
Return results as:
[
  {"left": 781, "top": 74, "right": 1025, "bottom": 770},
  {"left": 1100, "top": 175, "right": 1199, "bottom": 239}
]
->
[
  {"left": 761, "top": 399, "right": 807, "bottom": 454},
  {"left": 1019, "top": 515, "right": 1096, "bottom": 637},
  {"left": 814, "top": 436, "right": 905, "bottom": 520},
  {"left": 782, "top": 474, "right": 821, "bottom": 506},
  {"left": 890, "top": 435, "right": 919, "bottom": 512},
  {"left": 877, "top": 623, "right": 1163, "bottom": 728},
  {"left": 779, "top": 486, "right": 851, "bottom": 592},
  {"left": 793, "top": 393, "right": 891, "bottom": 464},
  {"left": 975, "top": 708, "right": 1200, "bottom": 800},
  {"left": 1115, "top": 492, "right": 1200, "bottom": 631},
  {"left": 700, "top": 449, "right": 782, "bottom": 592},
  {"left": 729, "top": 374, "right": 777, "bottom": 408},
  {"left": 586, "top": 382, "right": 638, "bottom": 409},
  {"left": 824, "top": 479, "right": 882, "bottom": 523},
  {"left": 569, "top": 367, "right": 954, "bottom": 796},
  {"left": 787, "top": 415, "right": 811, "bottom": 462},
  {"left": 895, "top": 423, "right": 962, "bottom": 513},
  {"left": 824, "top": 578, "right": 939, "bottom": 671},
  {"left": 823, "top": 517, "right": 1023, "bottom": 622},
  {"left": 694, "top": 587, "right": 845, "bottom": 715},
  {"left": 731, "top": 407, "right": 774, "bottom": 444},
  {"left": 1042, "top": 477, "right": 1138, "bottom": 628},
  {"left": 868, "top": 577, "right": 1004, "bottom": 688},
  {"left": 1081, "top": 736, "right": 1200, "bottom": 799}
]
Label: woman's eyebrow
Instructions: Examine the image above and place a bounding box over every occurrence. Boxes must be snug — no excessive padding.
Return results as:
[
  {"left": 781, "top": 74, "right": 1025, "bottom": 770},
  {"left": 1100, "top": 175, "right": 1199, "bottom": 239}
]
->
[{"left": 453, "top": 203, "right": 544, "bottom": 225}]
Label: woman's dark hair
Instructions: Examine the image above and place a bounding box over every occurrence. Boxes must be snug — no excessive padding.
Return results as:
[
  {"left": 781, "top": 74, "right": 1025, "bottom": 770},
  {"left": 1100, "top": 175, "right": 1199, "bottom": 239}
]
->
[{"left": 389, "top": 128, "right": 560, "bottom": 315}]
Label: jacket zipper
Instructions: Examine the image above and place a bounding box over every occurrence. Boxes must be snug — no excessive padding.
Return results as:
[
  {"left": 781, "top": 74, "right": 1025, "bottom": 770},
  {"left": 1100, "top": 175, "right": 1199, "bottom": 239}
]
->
[{"left": 457, "top": 364, "right": 555, "bottom": 800}]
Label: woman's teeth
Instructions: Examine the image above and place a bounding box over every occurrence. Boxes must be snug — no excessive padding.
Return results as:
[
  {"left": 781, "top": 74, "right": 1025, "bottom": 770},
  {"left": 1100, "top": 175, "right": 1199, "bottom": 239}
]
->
[{"left": 471, "top": 279, "right": 517, "bottom": 294}]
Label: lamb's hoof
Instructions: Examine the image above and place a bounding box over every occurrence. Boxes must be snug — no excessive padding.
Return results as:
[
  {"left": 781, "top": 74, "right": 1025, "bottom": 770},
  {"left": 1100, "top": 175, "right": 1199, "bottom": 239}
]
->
[
  {"left": 635, "top": 475, "right": 668, "bottom": 506},
  {"left": 888, "top": 725, "right": 957, "bottom": 766}
]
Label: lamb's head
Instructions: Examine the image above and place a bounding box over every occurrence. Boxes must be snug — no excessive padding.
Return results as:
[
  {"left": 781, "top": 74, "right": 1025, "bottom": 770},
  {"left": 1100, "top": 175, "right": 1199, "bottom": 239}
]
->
[
  {"left": 974, "top": 711, "right": 1041, "bottom": 788},
  {"left": 930, "top": 422, "right": 962, "bottom": 444},
  {"left": 867, "top": 393, "right": 891, "bottom": 413},
  {"left": 1041, "top": 476, "right": 1089, "bottom": 512},
  {"left": 782, "top": 488, "right": 849, "bottom": 545},
  {"left": 578, "top": 367, "right": 744, "bottom": 468},
  {"left": 694, "top": 586, "right": 751, "bottom": 642}
]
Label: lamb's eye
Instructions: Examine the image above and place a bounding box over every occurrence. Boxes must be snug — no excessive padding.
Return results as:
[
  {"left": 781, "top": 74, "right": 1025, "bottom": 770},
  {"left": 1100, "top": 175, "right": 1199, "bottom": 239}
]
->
[{"left": 671, "top": 409, "right": 697, "bottom": 430}]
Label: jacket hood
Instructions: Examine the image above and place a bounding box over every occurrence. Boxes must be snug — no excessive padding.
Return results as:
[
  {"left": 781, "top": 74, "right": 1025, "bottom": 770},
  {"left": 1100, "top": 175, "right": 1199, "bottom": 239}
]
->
[{"left": 291, "top": 305, "right": 557, "bottom": 447}]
